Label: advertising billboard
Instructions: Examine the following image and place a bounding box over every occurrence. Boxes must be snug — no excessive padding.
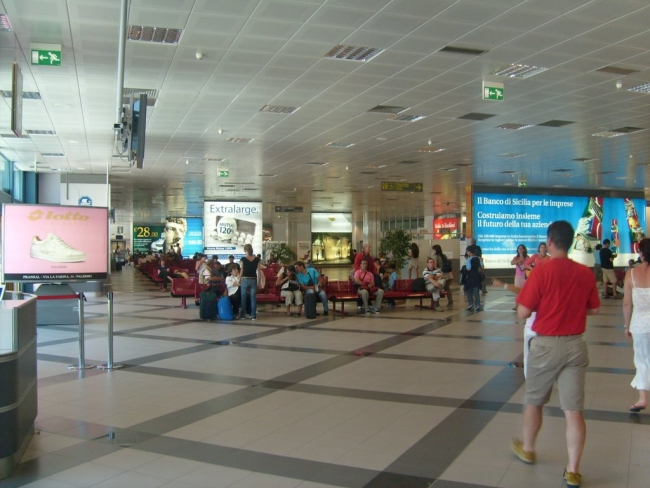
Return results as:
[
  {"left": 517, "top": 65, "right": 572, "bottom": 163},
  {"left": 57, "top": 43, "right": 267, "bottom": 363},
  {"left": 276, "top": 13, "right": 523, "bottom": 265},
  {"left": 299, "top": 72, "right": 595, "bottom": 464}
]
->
[
  {"left": 434, "top": 217, "right": 458, "bottom": 239},
  {"left": 132, "top": 224, "right": 165, "bottom": 253},
  {"left": 203, "top": 201, "right": 263, "bottom": 259},
  {"left": 473, "top": 192, "right": 646, "bottom": 268},
  {"left": 2, "top": 204, "right": 109, "bottom": 282},
  {"left": 311, "top": 213, "right": 353, "bottom": 264}
]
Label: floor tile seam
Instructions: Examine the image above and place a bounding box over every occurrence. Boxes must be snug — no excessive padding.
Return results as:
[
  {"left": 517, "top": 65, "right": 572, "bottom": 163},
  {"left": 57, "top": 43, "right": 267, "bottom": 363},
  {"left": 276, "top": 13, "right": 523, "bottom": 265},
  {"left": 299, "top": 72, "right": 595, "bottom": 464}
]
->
[{"left": 131, "top": 435, "right": 385, "bottom": 488}]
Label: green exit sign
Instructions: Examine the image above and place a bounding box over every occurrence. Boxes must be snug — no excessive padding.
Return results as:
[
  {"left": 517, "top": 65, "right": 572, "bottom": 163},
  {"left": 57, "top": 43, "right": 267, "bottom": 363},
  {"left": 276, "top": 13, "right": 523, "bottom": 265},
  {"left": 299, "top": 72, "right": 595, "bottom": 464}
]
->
[
  {"left": 31, "top": 49, "right": 61, "bottom": 66},
  {"left": 482, "top": 81, "right": 504, "bottom": 101},
  {"left": 218, "top": 170, "right": 229, "bottom": 177}
]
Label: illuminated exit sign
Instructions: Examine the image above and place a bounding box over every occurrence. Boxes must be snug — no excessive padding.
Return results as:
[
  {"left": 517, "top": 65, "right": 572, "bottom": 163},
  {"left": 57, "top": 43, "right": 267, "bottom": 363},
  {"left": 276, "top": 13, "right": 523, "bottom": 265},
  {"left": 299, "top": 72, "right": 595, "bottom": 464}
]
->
[{"left": 482, "top": 81, "right": 504, "bottom": 101}]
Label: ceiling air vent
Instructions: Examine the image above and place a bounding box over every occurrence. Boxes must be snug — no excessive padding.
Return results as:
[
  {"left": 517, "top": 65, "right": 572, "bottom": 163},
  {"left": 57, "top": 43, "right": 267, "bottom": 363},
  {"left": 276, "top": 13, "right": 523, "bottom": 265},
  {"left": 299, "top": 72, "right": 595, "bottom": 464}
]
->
[
  {"left": 500, "top": 170, "right": 517, "bottom": 174},
  {"left": 123, "top": 88, "right": 158, "bottom": 105},
  {"left": 496, "top": 123, "right": 533, "bottom": 130},
  {"left": 492, "top": 63, "right": 548, "bottom": 78},
  {"left": 259, "top": 174, "right": 277, "bottom": 177},
  {"left": 368, "top": 105, "right": 409, "bottom": 114},
  {"left": 552, "top": 169, "right": 572, "bottom": 172},
  {"left": 260, "top": 104, "right": 299, "bottom": 114},
  {"left": 596, "top": 66, "right": 639, "bottom": 76},
  {"left": 0, "top": 91, "right": 42, "bottom": 99},
  {"left": 306, "top": 161, "right": 328, "bottom": 166},
  {"left": 455, "top": 163, "right": 475, "bottom": 167},
  {"left": 326, "top": 142, "right": 354, "bottom": 148},
  {"left": 324, "top": 44, "right": 383, "bottom": 62},
  {"left": 226, "top": 137, "right": 253, "bottom": 143},
  {"left": 459, "top": 112, "right": 496, "bottom": 121},
  {"left": 202, "top": 157, "right": 226, "bottom": 162},
  {"left": 572, "top": 157, "right": 595, "bottom": 162},
  {"left": 611, "top": 126, "right": 645, "bottom": 134},
  {"left": 397, "top": 160, "right": 419, "bottom": 165},
  {"left": 127, "top": 26, "right": 182, "bottom": 44},
  {"left": 26, "top": 129, "right": 56, "bottom": 135},
  {"left": 438, "top": 45, "right": 487, "bottom": 56},
  {"left": 498, "top": 153, "right": 526, "bottom": 158},
  {"left": 359, "top": 171, "right": 377, "bottom": 175},
  {"left": 387, "top": 114, "right": 425, "bottom": 122},
  {"left": 538, "top": 120, "right": 574, "bottom": 127},
  {"left": 419, "top": 147, "right": 445, "bottom": 153},
  {"left": 41, "top": 153, "right": 65, "bottom": 157}
]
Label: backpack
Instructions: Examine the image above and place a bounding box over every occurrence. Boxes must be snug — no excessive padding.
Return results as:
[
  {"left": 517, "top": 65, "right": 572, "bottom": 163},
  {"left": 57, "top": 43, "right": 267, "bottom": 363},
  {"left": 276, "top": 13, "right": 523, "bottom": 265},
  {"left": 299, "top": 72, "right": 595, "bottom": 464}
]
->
[
  {"left": 441, "top": 259, "right": 452, "bottom": 273},
  {"left": 411, "top": 277, "right": 426, "bottom": 292}
]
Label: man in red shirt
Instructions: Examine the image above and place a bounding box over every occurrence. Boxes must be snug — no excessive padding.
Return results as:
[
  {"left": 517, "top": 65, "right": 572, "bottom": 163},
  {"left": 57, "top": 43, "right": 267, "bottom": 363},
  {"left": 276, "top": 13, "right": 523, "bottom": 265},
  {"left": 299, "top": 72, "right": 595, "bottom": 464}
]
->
[
  {"left": 512, "top": 221, "right": 600, "bottom": 488},
  {"left": 353, "top": 244, "right": 377, "bottom": 274}
]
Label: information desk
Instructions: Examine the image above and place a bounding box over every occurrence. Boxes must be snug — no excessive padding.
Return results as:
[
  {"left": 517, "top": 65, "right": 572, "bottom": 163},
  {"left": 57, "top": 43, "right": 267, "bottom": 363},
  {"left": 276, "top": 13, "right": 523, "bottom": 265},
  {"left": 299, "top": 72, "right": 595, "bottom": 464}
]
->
[{"left": 0, "top": 292, "right": 37, "bottom": 479}]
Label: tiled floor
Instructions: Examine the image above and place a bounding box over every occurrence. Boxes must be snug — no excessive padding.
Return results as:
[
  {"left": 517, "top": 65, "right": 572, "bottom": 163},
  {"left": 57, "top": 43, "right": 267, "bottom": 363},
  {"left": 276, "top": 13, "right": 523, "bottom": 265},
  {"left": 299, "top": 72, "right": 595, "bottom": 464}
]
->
[{"left": 5, "top": 265, "right": 649, "bottom": 488}]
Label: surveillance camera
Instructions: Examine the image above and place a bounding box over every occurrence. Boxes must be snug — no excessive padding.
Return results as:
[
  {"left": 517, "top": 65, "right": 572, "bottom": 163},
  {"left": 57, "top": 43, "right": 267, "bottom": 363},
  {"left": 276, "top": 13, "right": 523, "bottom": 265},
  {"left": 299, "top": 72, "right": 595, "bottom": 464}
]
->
[
  {"left": 616, "top": 80, "right": 623, "bottom": 90},
  {"left": 196, "top": 52, "right": 203, "bottom": 61}
]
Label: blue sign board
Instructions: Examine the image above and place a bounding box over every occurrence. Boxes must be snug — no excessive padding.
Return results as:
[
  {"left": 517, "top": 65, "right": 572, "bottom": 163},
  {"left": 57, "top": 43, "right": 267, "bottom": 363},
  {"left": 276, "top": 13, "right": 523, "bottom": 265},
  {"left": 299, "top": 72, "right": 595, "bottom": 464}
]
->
[{"left": 473, "top": 192, "right": 646, "bottom": 268}]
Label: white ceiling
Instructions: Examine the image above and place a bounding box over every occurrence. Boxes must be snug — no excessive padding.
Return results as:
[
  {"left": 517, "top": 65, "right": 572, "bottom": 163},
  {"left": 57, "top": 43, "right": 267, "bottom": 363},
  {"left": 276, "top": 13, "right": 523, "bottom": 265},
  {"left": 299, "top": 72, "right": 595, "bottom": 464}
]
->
[{"left": 0, "top": 0, "right": 649, "bottom": 225}]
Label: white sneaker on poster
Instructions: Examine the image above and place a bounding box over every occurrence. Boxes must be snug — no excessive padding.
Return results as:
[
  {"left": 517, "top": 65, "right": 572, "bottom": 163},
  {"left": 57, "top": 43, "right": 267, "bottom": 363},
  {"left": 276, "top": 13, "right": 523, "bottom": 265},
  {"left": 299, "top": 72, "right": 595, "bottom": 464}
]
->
[{"left": 30, "top": 233, "right": 86, "bottom": 263}]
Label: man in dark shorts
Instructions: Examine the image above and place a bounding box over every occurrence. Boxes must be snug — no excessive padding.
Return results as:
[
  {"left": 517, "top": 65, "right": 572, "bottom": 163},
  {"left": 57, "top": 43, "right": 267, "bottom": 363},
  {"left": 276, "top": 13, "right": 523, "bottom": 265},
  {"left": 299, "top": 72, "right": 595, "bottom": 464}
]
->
[{"left": 511, "top": 221, "right": 600, "bottom": 488}]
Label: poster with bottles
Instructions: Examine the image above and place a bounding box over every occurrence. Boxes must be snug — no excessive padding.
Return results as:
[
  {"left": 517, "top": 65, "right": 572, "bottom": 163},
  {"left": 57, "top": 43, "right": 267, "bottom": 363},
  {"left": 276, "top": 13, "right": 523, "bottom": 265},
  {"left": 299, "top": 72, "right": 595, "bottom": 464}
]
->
[{"left": 473, "top": 192, "right": 645, "bottom": 268}]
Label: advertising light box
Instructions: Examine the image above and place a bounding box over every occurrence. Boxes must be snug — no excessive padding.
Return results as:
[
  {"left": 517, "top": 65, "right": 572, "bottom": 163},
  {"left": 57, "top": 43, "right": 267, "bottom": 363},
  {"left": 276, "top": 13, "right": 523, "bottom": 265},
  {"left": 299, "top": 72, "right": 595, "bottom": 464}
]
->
[
  {"left": 203, "top": 201, "right": 263, "bottom": 259},
  {"left": 311, "top": 213, "right": 353, "bottom": 264},
  {"left": 2, "top": 204, "right": 109, "bottom": 282},
  {"left": 132, "top": 224, "right": 165, "bottom": 253},
  {"left": 473, "top": 192, "right": 646, "bottom": 268}
]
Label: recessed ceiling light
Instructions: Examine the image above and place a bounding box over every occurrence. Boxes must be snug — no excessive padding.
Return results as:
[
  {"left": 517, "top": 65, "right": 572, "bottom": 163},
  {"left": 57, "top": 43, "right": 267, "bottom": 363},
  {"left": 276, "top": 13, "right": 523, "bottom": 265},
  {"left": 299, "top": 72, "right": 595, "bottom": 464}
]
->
[
  {"left": 226, "top": 137, "right": 253, "bottom": 143},
  {"left": 492, "top": 63, "right": 548, "bottom": 78},
  {"left": 387, "top": 114, "right": 426, "bottom": 122},
  {"left": 626, "top": 82, "right": 650, "bottom": 93},
  {"left": 68, "top": 140, "right": 80, "bottom": 144},
  {"left": 26, "top": 129, "right": 56, "bottom": 135},
  {"left": 592, "top": 131, "right": 623, "bottom": 138},
  {"left": 419, "top": 147, "right": 445, "bottom": 153},
  {"left": 496, "top": 123, "right": 533, "bottom": 130},
  {"left": 326, "top": 142, "right": 355, "bottom": 148},
  {"left": 324, "top": 44, "right": 383, "bottom": 62},
  {"left": 127, "top": 25, "right": 182, "bottom": 44},
  {"left": 41, "top": 153, "right": 65, "bottom": 157},
  {"left": 260, "top": 104, "right": 300, "bottom": 114},
  {"left": 54, "top": 103, "right": 73, "bottom": 108}
]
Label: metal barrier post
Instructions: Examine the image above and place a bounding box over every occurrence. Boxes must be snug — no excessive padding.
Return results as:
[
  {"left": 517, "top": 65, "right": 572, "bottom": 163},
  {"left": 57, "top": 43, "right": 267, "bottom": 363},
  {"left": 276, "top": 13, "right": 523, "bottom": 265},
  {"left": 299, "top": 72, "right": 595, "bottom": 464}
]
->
[
  {"left": 98, "top": 291, "right": 122, "bottom": 370},
  {"left": 69, "top": 292, "right": 92, "bottom": 370}
]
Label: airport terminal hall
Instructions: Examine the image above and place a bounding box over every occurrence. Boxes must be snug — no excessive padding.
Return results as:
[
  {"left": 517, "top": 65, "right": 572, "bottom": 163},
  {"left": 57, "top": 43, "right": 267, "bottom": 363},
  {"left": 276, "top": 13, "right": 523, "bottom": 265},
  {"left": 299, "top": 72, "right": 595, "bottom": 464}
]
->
[{"left": 3, "top": 0, "right": 650, "bottom": 487}]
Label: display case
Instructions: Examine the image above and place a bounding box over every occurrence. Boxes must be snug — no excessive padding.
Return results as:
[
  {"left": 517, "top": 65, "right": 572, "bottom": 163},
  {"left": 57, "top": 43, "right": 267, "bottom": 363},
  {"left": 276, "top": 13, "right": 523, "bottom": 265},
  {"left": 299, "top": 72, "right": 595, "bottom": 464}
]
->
[{"left": 0, "top": 292, "right": 37, "bottom": 479}]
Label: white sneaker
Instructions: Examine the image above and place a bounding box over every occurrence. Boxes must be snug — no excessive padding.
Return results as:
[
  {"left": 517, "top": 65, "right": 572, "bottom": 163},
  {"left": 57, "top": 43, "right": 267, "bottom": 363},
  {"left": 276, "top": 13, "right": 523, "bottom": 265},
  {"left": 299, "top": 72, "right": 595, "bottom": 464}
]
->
[{"left": 30, "top": 233, "right": 86, "bottom": 263}]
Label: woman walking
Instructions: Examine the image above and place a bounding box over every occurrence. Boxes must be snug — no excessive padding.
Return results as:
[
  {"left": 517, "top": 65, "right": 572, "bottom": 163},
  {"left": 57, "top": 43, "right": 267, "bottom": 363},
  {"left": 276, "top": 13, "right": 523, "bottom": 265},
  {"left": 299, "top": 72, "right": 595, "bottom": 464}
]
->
[{"left": 623, "top": 238, "right": 650, "bottom": 412}]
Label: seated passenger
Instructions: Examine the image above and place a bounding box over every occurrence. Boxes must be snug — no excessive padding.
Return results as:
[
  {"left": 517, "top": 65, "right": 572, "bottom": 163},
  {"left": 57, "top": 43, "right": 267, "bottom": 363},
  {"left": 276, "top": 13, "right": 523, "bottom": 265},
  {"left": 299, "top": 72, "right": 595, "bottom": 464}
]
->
[
  {"left": 277, "top": 264, "right": 303, "bottom": 317},
  {"left": 354, "top": 259, "right": 384, "bottom": 314},
  {"left": 423, "top": 258, "right": 444, "bottom": 311}
]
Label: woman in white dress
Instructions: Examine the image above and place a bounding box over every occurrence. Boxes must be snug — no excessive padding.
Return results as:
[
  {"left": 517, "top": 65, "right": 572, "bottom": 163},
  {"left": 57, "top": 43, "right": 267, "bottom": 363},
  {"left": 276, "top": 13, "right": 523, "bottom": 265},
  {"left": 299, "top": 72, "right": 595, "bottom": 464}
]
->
[{"left": 623, "top": 237, "right": 650, "bottom": 412}]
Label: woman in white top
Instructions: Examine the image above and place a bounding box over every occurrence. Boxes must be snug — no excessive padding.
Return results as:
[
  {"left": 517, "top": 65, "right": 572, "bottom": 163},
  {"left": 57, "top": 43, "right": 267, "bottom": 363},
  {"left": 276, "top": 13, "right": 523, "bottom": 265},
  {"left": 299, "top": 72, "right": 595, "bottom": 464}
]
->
[{"left": 623, "top": 237, "right": 650, "bottom": 412}]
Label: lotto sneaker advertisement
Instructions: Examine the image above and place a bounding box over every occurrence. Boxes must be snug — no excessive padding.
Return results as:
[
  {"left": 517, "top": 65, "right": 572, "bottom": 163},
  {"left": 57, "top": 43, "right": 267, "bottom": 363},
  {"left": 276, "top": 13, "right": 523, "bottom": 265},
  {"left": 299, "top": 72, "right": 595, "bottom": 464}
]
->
[
  {"left": 2, "top": 204, "right": 109, "bottom": 282},
  {"left": 203, "top": 201, "right": 262, "bottom": 259}
]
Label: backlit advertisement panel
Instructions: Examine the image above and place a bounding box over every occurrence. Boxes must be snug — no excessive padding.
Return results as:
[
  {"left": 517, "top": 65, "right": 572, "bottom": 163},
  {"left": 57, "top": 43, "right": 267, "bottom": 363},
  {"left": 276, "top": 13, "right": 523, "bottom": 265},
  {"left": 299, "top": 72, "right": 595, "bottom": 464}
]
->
[
  {"left": 203, "top": 201, "right": 263, "bottom": 260},
  {"left": 473, "top": 192, "right": 646, "bottom": 268},
  {"left": 2, "top": 204, "right": 109, "bottom": 282},
  {"left": 434, "top": 217, "right": 458, "bottom": 239},
  {"left": 311, "top": 213, "right": 353, "bottom": 264}
]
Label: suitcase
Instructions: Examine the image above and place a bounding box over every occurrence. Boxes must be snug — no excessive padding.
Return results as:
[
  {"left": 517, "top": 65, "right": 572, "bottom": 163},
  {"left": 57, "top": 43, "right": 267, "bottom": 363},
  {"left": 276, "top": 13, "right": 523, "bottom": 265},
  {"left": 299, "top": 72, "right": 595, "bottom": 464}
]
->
[
  {"left": 304, "top": 292, "right": 317, "bottom": 319},
  {"left": 115, "top": 262, "right": 122, "bottom": 271},
  {"left": 218, "top": 296, "right": 234, "bottom": 321},
  {"left": 199, "top": 290, "right": 218, "bottom": 320}
]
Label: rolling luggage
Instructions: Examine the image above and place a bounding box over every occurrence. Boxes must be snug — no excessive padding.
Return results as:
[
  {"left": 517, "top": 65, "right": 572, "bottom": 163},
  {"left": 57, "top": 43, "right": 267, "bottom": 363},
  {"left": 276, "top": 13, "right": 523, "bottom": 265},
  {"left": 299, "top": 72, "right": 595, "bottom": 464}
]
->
[
  {"left": 218, "top": 296, "right": 234, "bottom": 321},
  {"left": 199, "top": 289, "right": 218, "bottom": 320},
  {"left": 304, "top": 292, "right": 317, "bottom": 319}
]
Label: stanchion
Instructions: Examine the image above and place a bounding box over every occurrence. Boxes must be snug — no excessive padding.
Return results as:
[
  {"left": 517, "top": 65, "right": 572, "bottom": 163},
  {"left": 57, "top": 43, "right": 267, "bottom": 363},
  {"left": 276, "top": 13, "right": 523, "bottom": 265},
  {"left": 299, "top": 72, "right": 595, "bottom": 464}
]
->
[
  {"left": 69, "top": 292, "right": 92, "bottom": 370},
  {"left": 98, "top": 291, "right": 122, "bottom": 370}
]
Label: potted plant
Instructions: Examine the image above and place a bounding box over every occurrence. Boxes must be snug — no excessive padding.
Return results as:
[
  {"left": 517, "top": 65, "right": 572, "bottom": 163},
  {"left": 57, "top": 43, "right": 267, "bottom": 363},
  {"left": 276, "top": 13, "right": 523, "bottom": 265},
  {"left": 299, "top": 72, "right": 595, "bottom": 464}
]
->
[
  {"left": 266, "top": 243, "right": 297, "bottom": 264},
  {"left": 379, "top": 229, "right": 413, "bottom": 277}
]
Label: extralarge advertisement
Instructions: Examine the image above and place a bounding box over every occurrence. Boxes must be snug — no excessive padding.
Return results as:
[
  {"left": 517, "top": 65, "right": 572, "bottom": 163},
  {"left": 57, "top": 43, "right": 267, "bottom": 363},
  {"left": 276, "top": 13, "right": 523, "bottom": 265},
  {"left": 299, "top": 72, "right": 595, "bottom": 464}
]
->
[{"left": 2, "top": 204, "right": 109, "bottom": 282}]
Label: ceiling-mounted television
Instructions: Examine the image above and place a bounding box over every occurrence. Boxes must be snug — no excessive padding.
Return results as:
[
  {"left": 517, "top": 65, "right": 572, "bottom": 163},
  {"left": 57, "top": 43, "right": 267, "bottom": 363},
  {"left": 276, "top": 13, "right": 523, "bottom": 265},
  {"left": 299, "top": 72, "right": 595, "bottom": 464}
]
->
[{"left": 131, "top": 93, "right": 146, "bottom": 169}]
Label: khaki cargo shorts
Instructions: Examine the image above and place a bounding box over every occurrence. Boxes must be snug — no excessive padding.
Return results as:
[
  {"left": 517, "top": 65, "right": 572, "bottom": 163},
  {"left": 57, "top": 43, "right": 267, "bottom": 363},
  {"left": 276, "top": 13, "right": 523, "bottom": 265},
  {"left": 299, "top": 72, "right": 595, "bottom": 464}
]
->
[{"left": 524, "top": 335, "right": 589, "bottom": 411}]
